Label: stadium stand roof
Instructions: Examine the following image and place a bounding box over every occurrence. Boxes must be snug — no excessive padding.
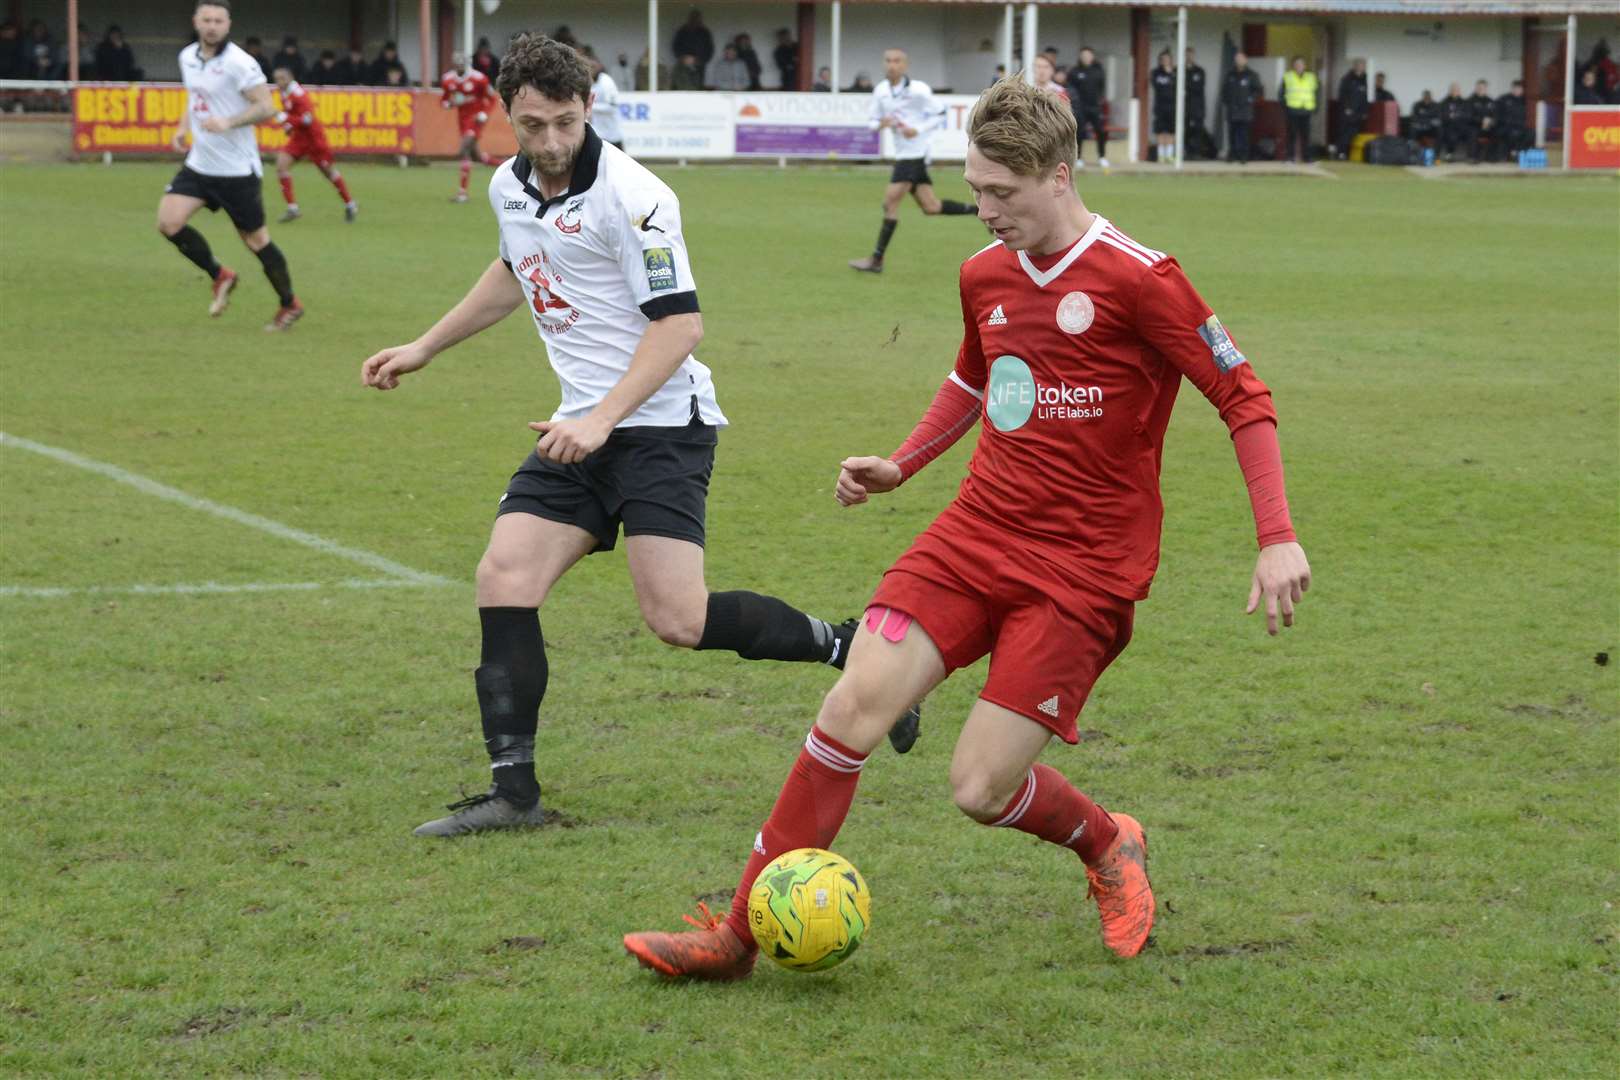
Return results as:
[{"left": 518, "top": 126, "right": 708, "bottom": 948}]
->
[{"left": 854, "top": 1, "right": 1613, "bottom": 14}]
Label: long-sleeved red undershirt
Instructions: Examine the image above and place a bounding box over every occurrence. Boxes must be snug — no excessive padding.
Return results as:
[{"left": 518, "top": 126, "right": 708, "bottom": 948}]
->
[{"left": 888, "top": 375, "right": 1295, "bottom": 548}]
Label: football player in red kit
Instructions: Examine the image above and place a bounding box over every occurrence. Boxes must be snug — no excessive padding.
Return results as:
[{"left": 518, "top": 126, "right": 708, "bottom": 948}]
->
[
  {"left": 623, "top": 75, "right": 1313, "bottom": 979},
  {"left": 270, "top": 65, "right": 357, "bottom": 223},
  {"left": 441, "top": 53, "right": 499, "bottom": 202}
]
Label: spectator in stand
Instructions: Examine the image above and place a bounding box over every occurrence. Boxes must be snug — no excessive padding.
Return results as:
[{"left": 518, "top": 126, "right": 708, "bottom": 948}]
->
[
  {"left": 242, "top": 36, "right": 273, "bottom": 79},
  {"left": 1067, "top": 46, "right": 1109, "bottom": 168},
  {"left": 274, "top": 36, "right": 306, "bottom": 82},
  {"left": 1467, "top": 79, "right": 1494, "bottom": 163},
  {"left": 1493, "top": 80, "right": 1531, "bottom": 161},
  {"left": 369, "top": 42, "right": 407, "bottom": 86},
  {"left": 1409, "top": 90, "right": 1441, "bottom": 146},
  {"left": 1585, "top": 40, "right": 1618, "bottom": 99},
  {"left": 813, "top": 65, "right": 832, "bottom": 92},
  {"left": 1335, "top": 57, "right": 1368, "bottom": 159},
  {"left": 0, "top": 22, "right": 21, "bottom": 81},
  {"left": 1184, "top": 47, "right": 1207, "bottom": 134},
  {"left": 734, "top": 33, "right": 762, "bottom": 90},
  {"left": 671, "top": 52, "right": 705, "bottom": 91},
  {"left": 1032, "top": 54, "right": 1067, "bottom": 103},
  {"left": 382, "top": 65, "right": 407, "bottom": 87},
  {"left": 635, "top": 48, "right": 669, "bottom": 91},
  {"left": 1438, "top": 83, "right": 1470, "bottom": 161},
  {"left": 989, "top": 63, "right": 1006, "bottom": 88},
  {"left": 673, "top": 9, "right": 715, "bottom": 76},
  {"left": 1374, "top": 72, "right": 1396, "bottom": 107},
  {"left": 1150, "top": 49, "right": 1177, "bottom": 163},
  {"left": 1041, "top": 46, "right": 1063, "bottom": 85},
  {"left": 331, "top": 46, "right": 365, "bottom": 85},
  {"left": 95, "top": 25, "right": 142, "bottom": 82},
  {"left": 307, "top": 50, "right": 340, "bottom": 85},
  {"left": 773, "top": 29, "right": 798, "bottom": 91},
  {"left": 1574, "top": 67, "right": 1604, "bottom": 105},
  {"left": 1221, "top": 51, "right": 1263, "bottom": 164},
  {"left": 1281, "top": 55, "right": 1318, "bottom": 164},
  {"left": 848, "top": 72, "right": 874, "bottom": 94},
  {"left": 552, "top": 25, "right": 579, "bottom": 49},
  {"left": 77, "top": 22, "right": 96, "bottom": 79},
  {"left": 472, "top": 37, "right": 499, "bottom": 83},
  {"left": 711, "top": 43, "right": 749, "bottom": 91},
  {"left": 22, "top": 20, "right": 61, "bottom": 80}
]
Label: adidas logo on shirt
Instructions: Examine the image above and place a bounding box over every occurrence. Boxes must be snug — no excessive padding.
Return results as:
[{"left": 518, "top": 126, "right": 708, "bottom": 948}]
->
[
  {"left": 987, "top": 304, "right": 1008, "bottom": 326},
  {"left": 1037, "top": 695, "right": 1060, "bottom": 718}
]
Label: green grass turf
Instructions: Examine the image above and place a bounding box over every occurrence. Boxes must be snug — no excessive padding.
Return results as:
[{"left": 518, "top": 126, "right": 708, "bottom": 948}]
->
[{"left": 1, "top": 159, "right": 1616, "bottom": 1077}]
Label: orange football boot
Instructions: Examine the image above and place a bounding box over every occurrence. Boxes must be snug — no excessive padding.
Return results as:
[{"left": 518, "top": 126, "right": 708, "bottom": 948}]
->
[
  {"left": 1084, "top": 812, "right": 1155, "bottom": 958},
  {"left": 623, "top": 902, "right": 757, "bottom": 981}
]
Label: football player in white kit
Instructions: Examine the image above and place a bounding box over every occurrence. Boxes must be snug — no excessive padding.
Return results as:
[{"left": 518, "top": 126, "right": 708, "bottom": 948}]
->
[
  {"left": 157, "top": 1, "right": 302, "bottom": 331},
  {"left": 848, "top": 48, "right": 978, "bottom": 274},
  {"left": 360, "top": 36, "right": 919, "bottom": 838}
]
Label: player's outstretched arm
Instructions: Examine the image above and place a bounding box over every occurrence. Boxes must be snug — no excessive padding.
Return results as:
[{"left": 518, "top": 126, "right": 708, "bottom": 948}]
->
[
  {"left": 1247, "top": 541, "right": 1311, "bottom": 636},
  {"left": 835, "top": 457, "right": 903, "bottom": 506},
  {"left": 361, "top": 258, "right": 523, "bottom": 390}
]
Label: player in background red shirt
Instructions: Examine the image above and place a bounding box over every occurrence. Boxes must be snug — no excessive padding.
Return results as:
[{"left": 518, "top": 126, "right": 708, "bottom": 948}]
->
[
  {"left": 270, "top": 65, "right": 357, "bottom": 223},
  {"left": 624, "top": 77, "right": 1313, "bottom": 980},
  {"left": 442, "top": 54, "right": 499, "bottom": 202}
]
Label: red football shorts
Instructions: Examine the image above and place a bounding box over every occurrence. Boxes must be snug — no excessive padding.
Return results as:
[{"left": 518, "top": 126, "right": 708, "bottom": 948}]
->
[
  {"left": 869, "top": 502, "right": 1135, "bottom": 743},
  {"left": 286, "top": 132, "right": 333, "bottom": 168},
  {"left": 459, "top": 112, "right": 487, "bottom": 138}
]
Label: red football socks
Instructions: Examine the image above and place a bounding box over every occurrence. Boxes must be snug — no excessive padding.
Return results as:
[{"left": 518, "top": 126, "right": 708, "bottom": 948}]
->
[
  {"left": 989, "top": 763, "right": 1118, "bottom": 864},
  {"left": 459, "top": 161, "right": 472, "bottom": 193},
  {"left": 278, "top": 175, "right": 295, "bottom": 205},
  {"left": 724, "top": 726, "right": 868, "bottom": 943},
  {"left": 329, "top": 170, "right": 352, "bottom": 203}
]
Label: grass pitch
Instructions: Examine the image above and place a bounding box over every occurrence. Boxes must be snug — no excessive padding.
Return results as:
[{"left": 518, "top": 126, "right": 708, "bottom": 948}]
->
[{"left": 1, "top": 160, "right": 1616, "bottom": 1077}]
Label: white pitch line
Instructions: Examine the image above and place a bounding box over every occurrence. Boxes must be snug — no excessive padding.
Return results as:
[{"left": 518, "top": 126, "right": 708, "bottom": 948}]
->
[
  {"left": 0, "top": 578, "right": 450, "bottom": 599},
  {"left": 0, "top": 432, "right": 451, "bottom": 586}
]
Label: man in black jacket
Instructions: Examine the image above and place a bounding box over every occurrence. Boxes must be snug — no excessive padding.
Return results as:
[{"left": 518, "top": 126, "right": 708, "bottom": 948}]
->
[
  {"left": 1467, "top": 79, "right": 1495, "bottom": 162},
  {"left": 1493, "top": 80, "right": 1531, "bottom": 161},
  {"left": 1184, "top": 46, "right": 1207, "bottom": 134},
  {"left": 1066, "top": 46, "right": 1109, "bottom": 167},
  {"left": 1439, "top": 82, "right": 1470, "bottom": 161},
  {"left": 1409, "top": 90, "right": 1441, "bottom": 147},
  {"left": 672, "top": 9, "right": 714, "bottom": 75},
  {"left": 94, "top": 25, "right": 141, "bottom": 81},
  {"left": 773, "top": 28, "right": 798, "bottom": 91},
  {"left": 368, "top": 42, "right": 407, "bottom": 86},
  {"left": 1335, "top": 57, "right": 1368, "bottom": 159},
  {"left": 1221, "top": 51, "right": 1263, "bottom": 164}
]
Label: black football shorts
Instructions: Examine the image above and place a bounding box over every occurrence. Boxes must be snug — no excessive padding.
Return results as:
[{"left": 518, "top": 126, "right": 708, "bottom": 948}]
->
[{"left": 889, "top": 158, "right": 933, "bottom": 188}]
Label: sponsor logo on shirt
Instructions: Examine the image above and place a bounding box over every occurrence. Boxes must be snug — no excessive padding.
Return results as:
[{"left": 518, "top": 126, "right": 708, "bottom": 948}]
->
[
  {"left": 986, "top": 304, "right": 1007, "bottom": 326},
  {"left": 1198, "top": 314, "right": 1248, "bottom": 372},
  {"left": 503, "top": 199, "right": 528, "bottom": 211},
  {"left": 986, "top": 354, "right": 1103, "bottom": 432},
  {"left": 644, "top": 247, "right": 677, "bottom": 293}
]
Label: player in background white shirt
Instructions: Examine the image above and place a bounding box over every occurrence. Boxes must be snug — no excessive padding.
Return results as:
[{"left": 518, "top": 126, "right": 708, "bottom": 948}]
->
[
  {"left": 157, "top": 1, "right": 302, "bottom": 331},
  {"left": 360, "top": 35, "right": 919, "bottom": 838},
  {"left": 587, "top": 54, "right": 624, "bottom": 150},
  {"left": 847, "top": 48, "right": 978, "bottom": 274}
]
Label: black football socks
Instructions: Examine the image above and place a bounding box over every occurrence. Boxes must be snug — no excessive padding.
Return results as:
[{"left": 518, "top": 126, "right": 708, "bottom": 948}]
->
[
  {"left": 940, "top": 200, "right": 976, "bottom": 215},
  {"left": 696, "top": 590, "right": 841, "bottom": 665},
  {"left": 253, "top": 242, "right": 296, "bottom": 307},
  {"left": 873, "top": 218, "right": 898, "bottom": 261},
  {"left": 476, "top": 606, "right": 546, "bottom": 807},
  {"left": 166, "top": 226, "right": 221, "bottom": 279}
]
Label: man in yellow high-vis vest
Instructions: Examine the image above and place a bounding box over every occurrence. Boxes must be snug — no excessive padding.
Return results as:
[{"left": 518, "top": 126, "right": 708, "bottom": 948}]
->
[{"left": 1282, "top": 56, "right": 1319, "bottom": 163}]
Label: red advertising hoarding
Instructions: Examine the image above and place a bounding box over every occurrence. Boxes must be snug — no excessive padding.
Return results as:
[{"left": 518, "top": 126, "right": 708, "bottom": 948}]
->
[{"left": 1568, "top": 107, "right": 1620, "bottom": 169}]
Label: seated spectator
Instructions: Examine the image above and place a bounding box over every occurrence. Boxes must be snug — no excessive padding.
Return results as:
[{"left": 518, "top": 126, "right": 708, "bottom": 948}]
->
[
  {"left": 22, "top": 19, "right": 61, "bottom": 80},
  {"left": 635, "top": 48, "right": 669, "bottom": 91},
  {"left": 671, "top": 52, "right": 705, "bottom": 91},
  {"left": 274, "top": 36, "right": 305, "bottom": 81},
  {"left": 812, "top": 65, "right": 832, "bottom": 92},
  {"left": 848, "top": 72, "right": 874, "bottom": 94},
  {"left": 1493, "top": 79, "right": 1532, "bottom": 159},
  {"left": 369, "top": 41, "right": 406, "bottom": 85},
  {"left": 77, "top": 22, "right": 95, "bottom": 78},
  {"left": 472, "top": 37, "right": 499, "bottom": 82},
  {"left": 1439, "top": 83, "right": 1470, "bottom": 161},
  {"left": 95, "top": 25, "right": 141, "bottom": 81},
  {"left": 307, "top": 50, "right": 340, "bottom": 85},
  {"left": 1574, "top": 67, "right": 1605, "bottom": 105},
  {"left": 1409, "top": 90, "right": 1441, "bottom": 144},
  {"left": 243, "top": 36, "right": 273, "bottom": 78},
  {"left": 332, "top": 46, "right": 365, "bottom": 84},
  {"left": 710, "top": 43, "right": 748, "bottom": 91},
  {"left": 733, "top": 32, "right": 761, "bottom": 90},
  {"left": 382, "top": 65, "right": 407, "bottom": 87},
  {"left": 1374, "top": 72, "right": 1396, "bottom": 107}
]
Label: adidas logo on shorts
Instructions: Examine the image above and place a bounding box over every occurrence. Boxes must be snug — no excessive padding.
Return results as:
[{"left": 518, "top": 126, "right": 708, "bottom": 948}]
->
[
  {"left": 1037, "top": 695, "right": 1060, "bottom": 718},
  {"left": 987, "top": 304, "right": 1008, "bottom": 326}
]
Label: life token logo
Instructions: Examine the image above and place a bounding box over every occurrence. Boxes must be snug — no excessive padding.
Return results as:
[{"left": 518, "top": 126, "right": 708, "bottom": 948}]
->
[
  {"left": 1056, "top": 290, "right": 1094, "bottom": 335},
  {"left": 554, "top": 196, "right": 585, "bottom": 234},
  {"left": 987, "top": 354, "right": 1104, "bottom": 433},
  {"left": 644, "top": 247, "right": 677, "bottom": 293},
  {"left": 1197, "top": 314, "right": 1248, "bottom": 372}
]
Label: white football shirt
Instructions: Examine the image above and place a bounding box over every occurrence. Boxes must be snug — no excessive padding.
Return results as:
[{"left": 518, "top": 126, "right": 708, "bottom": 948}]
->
[
  {"left": 178, "top": 40, "right": 268, "bottom": 177},
  {"left": 591, "top": 72, "right": 623, "bottom": 143},
  {"left": 488, "top": 126, "right": 726, "bottom": 429},
  {"left": 869, "top": 76, "right": 944, "bottom": 161}
]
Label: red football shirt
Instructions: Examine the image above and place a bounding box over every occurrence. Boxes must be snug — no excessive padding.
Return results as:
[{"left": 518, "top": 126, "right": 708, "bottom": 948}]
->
[
  {"left": 441, "top": 69, "right": 495, "bottom": 126},
  {"left": 950, "top": 214, "right": 1278, "bottom": 600},
  {"left": 277, "top": 80, "right": 323, "bottom": 137}
]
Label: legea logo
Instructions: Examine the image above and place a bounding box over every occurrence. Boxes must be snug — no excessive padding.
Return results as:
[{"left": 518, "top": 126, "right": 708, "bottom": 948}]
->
[{"left": 987, "top": 355, "right": 1103, "bottom": 432}]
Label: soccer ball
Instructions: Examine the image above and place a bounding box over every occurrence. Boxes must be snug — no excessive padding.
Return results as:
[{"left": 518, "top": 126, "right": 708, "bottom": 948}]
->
[{"left": 747, "top": 847, "right": 871, "bottom": 972}]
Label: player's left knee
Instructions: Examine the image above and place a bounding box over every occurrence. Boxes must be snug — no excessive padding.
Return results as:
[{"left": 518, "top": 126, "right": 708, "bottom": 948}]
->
[
  {"left": 642, "top": 597, "right": 706, "bottom": 648},
  {"left": 950, "top": 770, "right": 1013, "bottom": 823}
]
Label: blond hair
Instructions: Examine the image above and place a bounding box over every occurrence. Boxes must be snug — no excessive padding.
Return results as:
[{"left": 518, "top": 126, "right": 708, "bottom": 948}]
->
[{"left": 967, "top": 74, "right": 1076, "bottom": 176}]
